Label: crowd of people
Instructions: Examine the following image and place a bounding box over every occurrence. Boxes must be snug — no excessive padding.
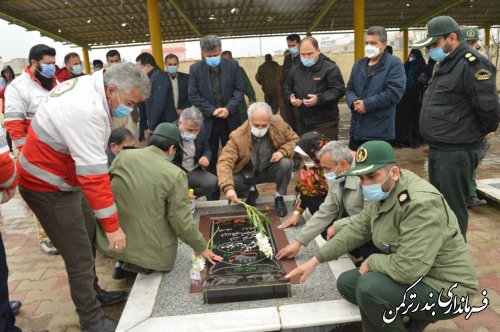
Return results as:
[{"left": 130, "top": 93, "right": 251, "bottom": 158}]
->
[{"left": 0, "top": 14, "right": 498, "bottom": 332}]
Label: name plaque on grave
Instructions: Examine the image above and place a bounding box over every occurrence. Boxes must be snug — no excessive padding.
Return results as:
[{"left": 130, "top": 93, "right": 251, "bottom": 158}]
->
[{"left": 200, "top": 212, "right": 292, "bottom": 304}]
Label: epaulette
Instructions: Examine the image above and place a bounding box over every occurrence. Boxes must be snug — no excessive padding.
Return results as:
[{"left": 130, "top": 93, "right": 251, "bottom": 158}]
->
[
  {"left": 464, "top": 52, "right": 479, "bottom": 65},
  {"left": 398, "top": 190, "right": 411, "bottom": 206}
]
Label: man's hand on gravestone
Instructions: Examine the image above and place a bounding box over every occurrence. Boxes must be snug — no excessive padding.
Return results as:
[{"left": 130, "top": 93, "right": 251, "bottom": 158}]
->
[
  {"left": 276, "top": 241, "right": 301, "bottom": 260},
  {"left": 225, "top": 189, "right": 238, "bottom": 203},
  {"left": 200, "top": 248, "right": 223, "bottom": 265},
  {"left": 278, "top": 212, "right": 300, "bottom": 229},
  {"left": 285, "top": 256, "right": 320, "bottom": 283}
]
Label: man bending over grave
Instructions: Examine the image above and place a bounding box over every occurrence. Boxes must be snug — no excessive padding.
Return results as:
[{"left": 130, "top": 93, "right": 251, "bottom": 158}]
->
[
  {"left": 286, "top": 141, "right": 478, "bottom": 331},
  {"left": 276, "top": 140, "right": 380, "bottom": 264},
  {"left": 96, "top": 123, "right": 221, "bottom": 275},
  {"left": 217, "top": 102, "right": 300, "bottom": 217}
]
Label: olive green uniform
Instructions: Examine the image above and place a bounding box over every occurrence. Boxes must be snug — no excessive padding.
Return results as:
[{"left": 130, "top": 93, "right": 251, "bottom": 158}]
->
[
  {"left": 316, "top": 170, "right": 478, "bottom": 331},
  {"left": 295, "top": 175, "right": 364, "bottom": 246},
  {"left": 96, "top": 146, "right": 206, "bottom": 271}
]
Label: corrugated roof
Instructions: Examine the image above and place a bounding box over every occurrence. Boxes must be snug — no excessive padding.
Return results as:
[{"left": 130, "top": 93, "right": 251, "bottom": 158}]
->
[{"left": 0, "top": 0, "right": 498, "bottom": 48}]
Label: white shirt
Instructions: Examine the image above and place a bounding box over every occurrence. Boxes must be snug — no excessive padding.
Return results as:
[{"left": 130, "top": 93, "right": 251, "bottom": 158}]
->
[{"left": 170, "top": 75, "right": 179, "bottom": 109}]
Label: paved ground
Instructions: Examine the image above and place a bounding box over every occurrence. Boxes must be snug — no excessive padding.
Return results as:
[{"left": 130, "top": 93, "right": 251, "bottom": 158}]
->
[{"left": 1, "top": 105, "right": 499, "bottom": 331}]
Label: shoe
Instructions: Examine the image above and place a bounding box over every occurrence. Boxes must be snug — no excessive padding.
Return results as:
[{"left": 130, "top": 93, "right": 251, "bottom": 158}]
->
[
  {"left": 9, "top": 300, "right": 22, "bottom": 315},
  {"left": 121, "top": 262, "right": 154, "bottom": 275},
  {"left": 80, "top": 314, "right": 118, "bottom": 332},
  {"left": 275, "top": 196, "right": 288, "bottom": 217},
  {"left": 112, "top": 261, "right": 137, "bottom": 280},
  {"left": 468, "top": 197, "right": 487, "bottom": 208},
  {"left": 96, "top": 289, "right": 128, "bottom": 306},
  {"left": 246, "top": 189, "right": 259, "bottom": 207},
  {"left": 40, "top": 240, "right": 59, "bottom": 255}
]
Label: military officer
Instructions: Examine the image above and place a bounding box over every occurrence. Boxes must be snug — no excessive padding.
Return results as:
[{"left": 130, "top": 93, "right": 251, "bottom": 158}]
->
[
  {"left": 462, "top": 27, "right": 489, "bottom": 59},
  {"left": 286, "top": 141, "right": 478, "bottom": 331},
  {"left": 412, "top": 16, "right": 499, "bottom": 239},
  {"left": 276, "top": 140, "right": 366, "bottom": 260}
]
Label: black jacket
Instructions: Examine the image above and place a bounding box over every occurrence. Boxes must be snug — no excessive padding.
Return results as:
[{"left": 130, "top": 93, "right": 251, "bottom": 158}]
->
[
  {"left": 282, "top": 53, "right": 300, "bottom": 83},
  {"left": 173, "top": 120, "right": 212, "bottom": 165},
  {"left": 146, "top": 67, "right": 176, "bottom": 130},
  {"left": 172, "top": 72, "right": 191, "bottom": 110},
  {"left": 188, "top": 58, "right": 244, "bottom": 135},
  {"left": 283, "top": 54, "right": 345, "bottom": 125},
  {"left": 420, "top": 43, "right": 500, "bottom": 150}
]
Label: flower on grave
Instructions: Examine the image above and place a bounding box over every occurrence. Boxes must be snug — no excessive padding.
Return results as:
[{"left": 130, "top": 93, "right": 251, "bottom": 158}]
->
[
  {"left": 255, "top": 232, "right": 273, "bottom": 259},
  {"left": 190, "top": 254, "right": 206, "bottom": 283}
]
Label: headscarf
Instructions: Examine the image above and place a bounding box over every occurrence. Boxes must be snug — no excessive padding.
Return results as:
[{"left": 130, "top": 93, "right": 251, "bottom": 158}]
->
[{"left": 295, "top": 132, "right": 330, "bottom": 197}]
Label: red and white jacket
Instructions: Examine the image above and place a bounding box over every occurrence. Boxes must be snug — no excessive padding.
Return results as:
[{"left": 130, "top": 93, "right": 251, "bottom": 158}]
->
[
  {"left": 0, "top": 130, "right": 17, "bottom": 201},
  {"left": 18, "top": 71, "right": 119, "bottom": 232},
  {"left": 4, "top": 67, "right": 57, "bottom": 151}
]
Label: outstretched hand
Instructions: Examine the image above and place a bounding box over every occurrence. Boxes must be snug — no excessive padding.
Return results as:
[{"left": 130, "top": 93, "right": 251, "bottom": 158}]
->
[{"left": 285, "top": 256, "right": 320, "bottom": 283}]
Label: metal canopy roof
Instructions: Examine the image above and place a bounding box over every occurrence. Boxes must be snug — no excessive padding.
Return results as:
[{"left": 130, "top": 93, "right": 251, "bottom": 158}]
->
[{"left": 0, "top": 0, "right": 499, "bottom": 49}]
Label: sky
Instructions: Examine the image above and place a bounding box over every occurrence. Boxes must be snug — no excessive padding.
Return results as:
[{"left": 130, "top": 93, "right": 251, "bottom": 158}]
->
[{"left": 0, "top": 18, "right": 356, "bottom": 66}]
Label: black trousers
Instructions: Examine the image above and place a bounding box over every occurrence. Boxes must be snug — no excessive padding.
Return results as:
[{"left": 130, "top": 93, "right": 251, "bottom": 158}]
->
[
  {"left": 19, "top": 187, "right": 104, "bottom": 324},
  {"left": 207, "top": 118, "right": 231, "bottom": 200},
  {"left": 0, "top": 233, "right": 21, "bottom": 332}
]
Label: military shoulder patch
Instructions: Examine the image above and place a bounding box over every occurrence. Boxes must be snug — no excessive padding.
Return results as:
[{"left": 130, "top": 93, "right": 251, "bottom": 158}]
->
[
  {"left": 398, "top": 190, "right": 411, "bottom": 206},
  {"left": 475, "top": 68, "right": 492, "bottom": 81}
]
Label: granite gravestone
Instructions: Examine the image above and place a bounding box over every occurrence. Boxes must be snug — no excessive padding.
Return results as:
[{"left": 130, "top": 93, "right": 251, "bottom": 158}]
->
[{"left": 202, "top": 214, "right": 291, "bottom": 304}]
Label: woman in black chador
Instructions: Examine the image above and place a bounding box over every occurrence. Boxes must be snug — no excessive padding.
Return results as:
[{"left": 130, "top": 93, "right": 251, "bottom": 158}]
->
[{"left": 393, "top": 49, "right": 427, "bottom": 148}]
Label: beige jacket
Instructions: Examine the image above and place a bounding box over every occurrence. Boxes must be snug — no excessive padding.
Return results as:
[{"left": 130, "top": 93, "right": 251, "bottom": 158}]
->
[{"left": 217, "top": 115, "right": 299, "bottom": 193}]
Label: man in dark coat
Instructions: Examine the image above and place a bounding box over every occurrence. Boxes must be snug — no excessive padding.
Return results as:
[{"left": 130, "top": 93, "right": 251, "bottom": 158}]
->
[
  {"left": 136, "top": 53, "right": 176, "bottom": 137},
  {"left": 165, "top": 53, "right": 191, "bottom": 117},
  {"left": 283, "top": 36, "right": 345, "bottom": 140},
  {"left": 173, "top": 107, "right": 218, "bottom": 199},
  {"left": 345, "top": 26, "right": 406, "bottom": 150},
  {"left": 188, "top": 35, "right": 244, "bottom": 199},
  {"left": 256, "top": 54, "right": 282, "bottom": 114}
]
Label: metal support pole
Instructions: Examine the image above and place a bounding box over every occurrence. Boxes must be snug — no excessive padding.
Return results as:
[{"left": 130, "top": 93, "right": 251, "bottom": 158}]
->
[
  {"left": 354, "top": 0, "right": 365, "bottom": 61},
  {"left": 403, "top": 29, "right": 409, "bottom": 62},
  {"left": 147, "top": 0, "right": 164, "bottom": 69},
  {"left": 82, "top": 47, "right": 91, "bottom": 74}
]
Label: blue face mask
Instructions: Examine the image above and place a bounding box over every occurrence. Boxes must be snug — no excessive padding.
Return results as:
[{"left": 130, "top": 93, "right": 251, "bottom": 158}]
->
[
  {"left": 361, "top": 171, "right": 393, "bottom": 202},
  {"left": 71, "top": 64, "right": 83, "bottom": 75},
  {"left": 205, "top": 56, "right": 221, "bottom": 67},
  {"left": 167, "top": 66, "right": 178, "bottom": 74},
  {"left": 111, "top": 93, "right": 133, "bottom": 118},
  {"left": 429, "top": 47, "right": 448, "bottom": 62},
  {"left": 38, "top": 63, "right": 56, "bottom": 78},
  {"left": 324, "top": 163, "right": 344, "bottom": 186},
  {"left": 300, "top": 56, "right": 315, "bottom": 68},
  {"left": 289, "top": 47, "right": 299, "bottom": 55}
]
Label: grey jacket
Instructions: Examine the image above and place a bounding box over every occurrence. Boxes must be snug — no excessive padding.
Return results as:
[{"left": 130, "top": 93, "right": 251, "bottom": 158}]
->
[{"left": 295, "top": 176, "right": 364, "bottom": 246}]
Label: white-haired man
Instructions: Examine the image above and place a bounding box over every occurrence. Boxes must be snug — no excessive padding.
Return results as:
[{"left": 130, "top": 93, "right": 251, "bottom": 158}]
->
[
  {"left": 17, "top": 63, "right": 151, "bottom": 332},
  {"left": 217, "top": 102, "right": 299, "bottom": 217}
]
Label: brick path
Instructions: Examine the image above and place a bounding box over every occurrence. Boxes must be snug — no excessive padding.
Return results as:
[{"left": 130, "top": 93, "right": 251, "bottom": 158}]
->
[{"left": 1, "top": 105, "right": 499, "bottom": 331}]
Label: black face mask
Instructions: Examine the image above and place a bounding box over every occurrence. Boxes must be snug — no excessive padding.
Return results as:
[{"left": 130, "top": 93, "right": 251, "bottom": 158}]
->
[{"left": 35, "top": 68, "right": 54, "bottom": 91}]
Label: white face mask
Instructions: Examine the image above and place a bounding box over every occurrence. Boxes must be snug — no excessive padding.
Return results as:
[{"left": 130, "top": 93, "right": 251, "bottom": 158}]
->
[
  {"left": 251, "top": 125, "right": 269, "bottom": 138},
  {"left": 365, "top": 44, "right": 381, "bottom": 59}
]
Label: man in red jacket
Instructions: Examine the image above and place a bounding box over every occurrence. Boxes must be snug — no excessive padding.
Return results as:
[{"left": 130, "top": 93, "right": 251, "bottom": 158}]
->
[
  {"left": 18, "top": 63, "right": 151, "bottom": 332},
  {"left": 4, "top": 44, "right": 59, "bottom": 255}
]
